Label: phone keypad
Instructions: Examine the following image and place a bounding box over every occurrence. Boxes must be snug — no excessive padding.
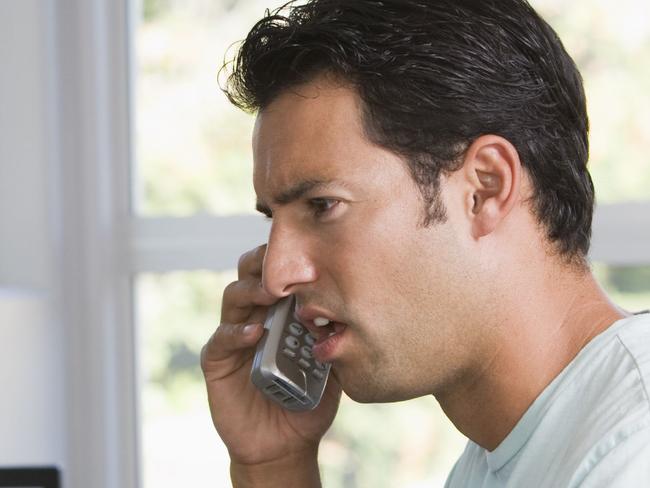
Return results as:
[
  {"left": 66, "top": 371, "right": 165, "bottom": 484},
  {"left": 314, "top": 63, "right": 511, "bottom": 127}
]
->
[
  {"left": 283, "top": 323, "right": 326, "bottom": 382},
  {"left": 284, "top": 335, "right": 300, "bottom": 350},
  {"left": 300, "top": 346, "right": 313, "bottom": 359},
  {"left": 289, "top": 322, "right": 305, "bottom": 336},
  {"left": 282, "top": 348, "right": 297, "bottom": 359}
]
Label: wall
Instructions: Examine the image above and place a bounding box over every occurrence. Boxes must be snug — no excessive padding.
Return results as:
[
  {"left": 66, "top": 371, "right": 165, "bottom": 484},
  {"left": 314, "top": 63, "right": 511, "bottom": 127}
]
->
[{"left": 0, "top": 0, "right": 67, "bottom": 474}]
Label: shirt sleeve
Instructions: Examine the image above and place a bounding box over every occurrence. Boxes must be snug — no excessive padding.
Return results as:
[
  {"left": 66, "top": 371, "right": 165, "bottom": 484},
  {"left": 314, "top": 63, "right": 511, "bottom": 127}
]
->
[{"left": 577, "top": 424, "right": 650, "bottom": 488}]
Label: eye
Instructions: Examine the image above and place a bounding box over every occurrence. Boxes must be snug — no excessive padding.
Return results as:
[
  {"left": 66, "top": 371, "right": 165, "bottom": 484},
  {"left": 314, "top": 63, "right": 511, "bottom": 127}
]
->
[{"left": 309, "top": 198, "right": 340, "bottom": 218}]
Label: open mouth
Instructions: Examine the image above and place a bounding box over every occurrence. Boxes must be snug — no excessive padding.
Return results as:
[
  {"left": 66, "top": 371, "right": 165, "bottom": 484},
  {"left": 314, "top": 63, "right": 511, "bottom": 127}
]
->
[
  {"left": 313, "top": 320, "right": 347, "bottom": 342},
  {"left": 311, "top": 321, "right": 347, "bottom": 361}
]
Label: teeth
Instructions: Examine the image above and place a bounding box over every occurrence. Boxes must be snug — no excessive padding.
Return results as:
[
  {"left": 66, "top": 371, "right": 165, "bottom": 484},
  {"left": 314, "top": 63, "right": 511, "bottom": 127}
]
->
[
  {"left": 314, "top": 317, "right": 330, "bottom": 327},
  {"left": 328, "top": 331, "right": 337, "bottom": 337}
]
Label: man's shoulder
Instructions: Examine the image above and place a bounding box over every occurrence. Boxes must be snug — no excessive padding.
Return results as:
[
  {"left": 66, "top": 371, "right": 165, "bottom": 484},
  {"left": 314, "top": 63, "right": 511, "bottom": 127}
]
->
[
  {"left": 444, "top": 314, "right": 650, "bottom": 488},
  {"left": 564, "top": 313, "right": 650, "bottom": 445},
  {"left": 569, "top": 420, "right": 650, "bottom": 487},
  {"left": 615, "top": 312, "right": 650, "bottom": 380},
  {"left": 605, "top": 312, "right": 650, "bottom": 414},
  {"left": 560, "top": 313, "right": 650, "bottom": 418},
  {"left": 545, "top": 313, "right": 650, "bottom": 487}
]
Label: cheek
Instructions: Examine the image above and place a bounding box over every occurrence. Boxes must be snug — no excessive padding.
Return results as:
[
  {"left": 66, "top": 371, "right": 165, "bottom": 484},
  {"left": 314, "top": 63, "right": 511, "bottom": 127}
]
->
[
  {"left": 326, "top": 228, "right": 438, "bottom": 343},
  {"left": 347, "top": 224, "right": 470, "bottom": 340},
  {"left": 326, "top": 214, "right": 415, "bottom": 300},
  {"left": 318, "top": 197, "right": 469, "bottom": 325}
]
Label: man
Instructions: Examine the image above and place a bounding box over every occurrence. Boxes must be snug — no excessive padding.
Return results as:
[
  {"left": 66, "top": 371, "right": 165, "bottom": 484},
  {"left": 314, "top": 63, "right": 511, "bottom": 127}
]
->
[{"left": 201, "top": 0, "right": 650, "bottom": 486}]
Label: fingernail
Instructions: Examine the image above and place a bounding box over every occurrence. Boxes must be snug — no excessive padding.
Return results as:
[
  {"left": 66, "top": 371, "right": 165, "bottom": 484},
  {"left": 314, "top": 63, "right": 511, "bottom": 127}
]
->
[{"left": 243, "top": 324, "right": 258, "bottom": 335}]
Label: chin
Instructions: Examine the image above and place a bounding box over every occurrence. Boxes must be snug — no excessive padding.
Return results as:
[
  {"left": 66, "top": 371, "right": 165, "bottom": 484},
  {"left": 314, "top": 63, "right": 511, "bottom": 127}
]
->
[{"left": 338, "top": 372, "right": 422, "bottom": 404}]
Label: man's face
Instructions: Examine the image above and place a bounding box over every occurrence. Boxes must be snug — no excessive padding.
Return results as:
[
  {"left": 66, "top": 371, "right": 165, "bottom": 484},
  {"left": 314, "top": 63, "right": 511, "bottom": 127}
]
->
[{"left": 253, "top": 77, "right": 486, "bottom": 402}]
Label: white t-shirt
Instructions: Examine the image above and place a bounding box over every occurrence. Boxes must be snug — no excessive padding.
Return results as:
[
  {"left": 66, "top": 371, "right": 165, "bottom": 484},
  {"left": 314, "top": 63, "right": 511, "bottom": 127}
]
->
[{"left": 445, "top": 313, "right": 650, "bottom": 488}]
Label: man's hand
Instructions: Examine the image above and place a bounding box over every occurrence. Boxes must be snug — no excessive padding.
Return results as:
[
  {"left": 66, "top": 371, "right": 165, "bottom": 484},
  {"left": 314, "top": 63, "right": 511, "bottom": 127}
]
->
[{"left": 201, "top": 245, "right": 342, "bottom": 487}]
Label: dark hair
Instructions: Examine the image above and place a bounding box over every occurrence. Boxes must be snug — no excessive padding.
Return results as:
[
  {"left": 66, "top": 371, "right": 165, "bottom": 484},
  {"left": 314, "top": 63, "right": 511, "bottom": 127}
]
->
[{"left": 222, "top": 0, "right": 594, "bottom": 261}]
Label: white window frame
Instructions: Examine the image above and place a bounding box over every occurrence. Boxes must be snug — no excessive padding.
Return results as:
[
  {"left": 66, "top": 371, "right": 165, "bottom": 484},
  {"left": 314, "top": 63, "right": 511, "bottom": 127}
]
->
[{"left": 52, "top": 1, "right": 650, "bottom": 487}]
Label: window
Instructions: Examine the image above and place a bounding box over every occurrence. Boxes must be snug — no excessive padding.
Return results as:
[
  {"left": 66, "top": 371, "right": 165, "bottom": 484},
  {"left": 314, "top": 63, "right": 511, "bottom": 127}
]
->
[{"left": 58, "top": 0, "right": 650, "bottom": 487}]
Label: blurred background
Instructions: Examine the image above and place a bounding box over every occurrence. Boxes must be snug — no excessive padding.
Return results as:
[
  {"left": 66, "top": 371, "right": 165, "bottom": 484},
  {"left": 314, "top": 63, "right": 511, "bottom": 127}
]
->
[{"left": 1, "top": 0, "right": 649, "bottom": 487}]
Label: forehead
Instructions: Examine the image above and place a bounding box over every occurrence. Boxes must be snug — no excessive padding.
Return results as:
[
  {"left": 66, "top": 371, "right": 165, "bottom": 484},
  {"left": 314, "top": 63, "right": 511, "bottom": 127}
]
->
[{"left": 252, "top": 78, "right": 376, "bottom": 193}]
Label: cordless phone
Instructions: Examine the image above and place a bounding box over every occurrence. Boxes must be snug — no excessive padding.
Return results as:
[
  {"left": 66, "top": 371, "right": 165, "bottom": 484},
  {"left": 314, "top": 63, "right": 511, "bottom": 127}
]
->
[{"left": 250, "top": 295, "right": 331, "bottom": 411}]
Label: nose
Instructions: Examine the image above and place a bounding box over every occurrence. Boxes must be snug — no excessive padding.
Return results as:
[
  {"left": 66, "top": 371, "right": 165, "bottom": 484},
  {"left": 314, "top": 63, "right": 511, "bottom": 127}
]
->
[{"left": 261, "top": 222, "right": 318, "bottom": 298}]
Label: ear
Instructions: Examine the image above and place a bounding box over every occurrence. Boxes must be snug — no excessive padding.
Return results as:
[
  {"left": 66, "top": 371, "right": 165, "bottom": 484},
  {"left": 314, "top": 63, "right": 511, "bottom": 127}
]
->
[{"left": 460, "top": 135, "right": 522, "bottom": 239}]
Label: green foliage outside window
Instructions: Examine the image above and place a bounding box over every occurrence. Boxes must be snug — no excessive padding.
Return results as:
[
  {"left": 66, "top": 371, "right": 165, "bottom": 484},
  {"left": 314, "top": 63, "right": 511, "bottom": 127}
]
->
[
  {"left": 135, "top": 1, "right": 650, "bottom": 486},
  {"left": 135, "top": 0, "right": 650, "bottom": 217}
]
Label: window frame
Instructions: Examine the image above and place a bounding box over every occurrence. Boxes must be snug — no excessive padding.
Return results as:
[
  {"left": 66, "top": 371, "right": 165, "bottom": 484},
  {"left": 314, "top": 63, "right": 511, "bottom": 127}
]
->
[{"left": 54, "top": 1, "right": 650, "bottom": 487}]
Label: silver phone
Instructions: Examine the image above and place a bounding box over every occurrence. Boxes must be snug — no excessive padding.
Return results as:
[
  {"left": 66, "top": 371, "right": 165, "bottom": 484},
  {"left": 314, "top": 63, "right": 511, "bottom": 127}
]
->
[{"left": 250, "top": 295, "right": 331, "bottom": 411}]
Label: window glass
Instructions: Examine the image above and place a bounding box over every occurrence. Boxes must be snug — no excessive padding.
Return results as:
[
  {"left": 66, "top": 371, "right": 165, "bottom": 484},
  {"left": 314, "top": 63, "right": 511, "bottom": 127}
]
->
[
  {"left": 136, "top": 272, "right": 466, "bottom": 488},
  {"left": 137, "top": 271, "right": 233, "bottom": 487},
  {"left": 136, "top": 267, "right": 650, "bottom": 488},
  {"left": 134, "top": 0, "right": 650, "bottom": 217},
  {"left": 529, "top": 0, "right": 650, "bottom": 204},
  {"left": 134, "top": 0, "right": 277, "bottom": 216},
  {"left": 134, "top": 1, "right": 650, "bottom": 487},
  {"left": 321, "top": 397, "right": 466, "bottom": 487},
  {"left": 593, "top": 264, "right": 650, "bottom": 313}
]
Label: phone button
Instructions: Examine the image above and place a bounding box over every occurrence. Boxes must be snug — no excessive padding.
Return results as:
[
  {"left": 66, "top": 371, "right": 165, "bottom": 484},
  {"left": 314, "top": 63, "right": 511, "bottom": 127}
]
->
[
  {"left": 298, "top": 358, "right": 311, "bottom": 370},
  {"left": 314, "top": 360, "right": 326, "bottom": 370},
  {"left": 282, "top": 348, "right": 297, "bottom": 359},
  {"left": 304, "top": 334, "right": 316, "bottom": 346},
  {"left": 300, "top": 346, "right": 313, "bottom": 359},
  {"left": 284, "top": 336, "right": 300, "bottom": 349},
  {"left": 289, "top": 322, "right": 304, "bottom": 336},
  {"left": 311, "top": 369, "right": 325, "bottom": 381}
]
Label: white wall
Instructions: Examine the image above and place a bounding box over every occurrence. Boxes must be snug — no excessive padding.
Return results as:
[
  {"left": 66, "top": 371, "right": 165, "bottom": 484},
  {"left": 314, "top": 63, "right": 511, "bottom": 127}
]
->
[
  {"left": 0, "top": 0, "right": 51, "bottom": 289},
  {"left": 0, "top": 290, "right": 64, "bottom": 465},
  {"left": 0, "top": 0, "right": 67, "bottom": 474}
]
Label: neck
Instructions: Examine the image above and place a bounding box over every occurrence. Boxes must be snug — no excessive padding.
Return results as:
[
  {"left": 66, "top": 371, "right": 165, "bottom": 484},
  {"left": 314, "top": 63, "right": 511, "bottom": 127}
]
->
[{"left": 435, "top": 264, "right": 627, "bottom": 452}]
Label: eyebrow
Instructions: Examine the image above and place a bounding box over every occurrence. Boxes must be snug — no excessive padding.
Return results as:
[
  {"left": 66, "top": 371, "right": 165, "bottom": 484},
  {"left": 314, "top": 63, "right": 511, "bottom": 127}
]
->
[{"left": 255, "top": 178, "right": 343, "bottom": 217}]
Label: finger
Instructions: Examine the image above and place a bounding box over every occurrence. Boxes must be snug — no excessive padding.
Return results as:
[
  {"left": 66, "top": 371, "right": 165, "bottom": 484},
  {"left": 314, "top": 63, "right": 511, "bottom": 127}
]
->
[
  {"left": 246, "top": 307, "right": 269, "bottom": 327},
  {"left": 201, "top": 322, "right": 264, "bottom": 367},
  {"left": 221, "top": 279, "right": 277, "bottom": 324},
  {"left": 237, "top": 244, "right": 267, "bottom": 280}
]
